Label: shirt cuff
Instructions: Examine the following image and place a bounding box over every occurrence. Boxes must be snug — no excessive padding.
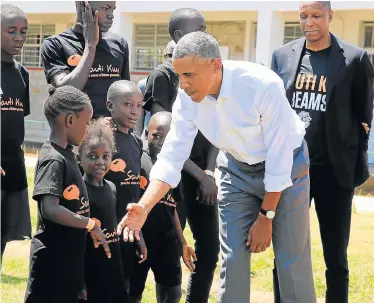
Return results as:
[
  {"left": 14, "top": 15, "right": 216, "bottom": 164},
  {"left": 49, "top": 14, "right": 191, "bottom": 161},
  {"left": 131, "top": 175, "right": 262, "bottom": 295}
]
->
[
  {"left": 263, "top": 174, "right": 293, "bottom": 192},
  {"left": 149, "top": 158, "right": 181, "bottom": 189}
]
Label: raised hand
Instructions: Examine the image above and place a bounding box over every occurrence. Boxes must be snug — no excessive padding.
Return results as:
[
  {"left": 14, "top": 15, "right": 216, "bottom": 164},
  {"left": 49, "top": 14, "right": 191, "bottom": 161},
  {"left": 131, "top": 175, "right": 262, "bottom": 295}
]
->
[{"left": 81, "top": 1, "right": 99, "bottom": 48}]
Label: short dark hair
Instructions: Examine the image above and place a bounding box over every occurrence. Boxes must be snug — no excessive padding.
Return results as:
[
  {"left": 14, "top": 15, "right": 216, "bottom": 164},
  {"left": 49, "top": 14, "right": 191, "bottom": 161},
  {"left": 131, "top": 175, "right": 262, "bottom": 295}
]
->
[
  {"left": 107, "top": 80, "right": 141, "bottom": 102},
  {"left": 1, "top": 4, "right": 26, "bottom": 23},
  {"left": 78, "top": 117, "right": 116, "bottom": 156},
  {"left": 43, "top": 85, "right": 91, "bottom": 124},
  {"left": 168, "top": 8, "right": 205, "bottom": 41},
  {"left": 300, "top": 1, "right": 331, "bottom": 10}
]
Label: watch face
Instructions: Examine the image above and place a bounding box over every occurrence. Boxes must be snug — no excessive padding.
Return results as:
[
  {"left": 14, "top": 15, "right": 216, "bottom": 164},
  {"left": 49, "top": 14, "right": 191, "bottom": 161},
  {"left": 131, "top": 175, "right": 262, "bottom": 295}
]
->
[{"left": 267, "top": 211, "right": 276, "bottom": 219}]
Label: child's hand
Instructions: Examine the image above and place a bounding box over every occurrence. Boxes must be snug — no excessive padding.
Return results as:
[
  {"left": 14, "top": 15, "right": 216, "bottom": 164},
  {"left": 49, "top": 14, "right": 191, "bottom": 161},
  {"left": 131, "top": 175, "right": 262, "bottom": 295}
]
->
[
  {"left": 78, "top": 285, "right": 87, "bottom": 300},
  {"left": 135, "top": 234, "right": 147, "bottom": 264},
  {"left": 0, "top": 167, "right": 5, "bottom": 176},
  {"left": 89, "top": 224, "right": 111, "bottom": 259},
  {"left": 182, "top": 244, "right": 197, "bottom": 272}
]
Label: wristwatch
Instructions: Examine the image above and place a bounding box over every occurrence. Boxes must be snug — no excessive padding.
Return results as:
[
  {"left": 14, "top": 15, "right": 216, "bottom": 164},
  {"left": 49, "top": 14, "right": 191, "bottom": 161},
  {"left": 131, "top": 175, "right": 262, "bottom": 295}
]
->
[
  {"left": 260, "top": 208, "right": 276, "bottom": 220},
  {"left": 204, "top": 170, "right": 215, "bottom": 178}
]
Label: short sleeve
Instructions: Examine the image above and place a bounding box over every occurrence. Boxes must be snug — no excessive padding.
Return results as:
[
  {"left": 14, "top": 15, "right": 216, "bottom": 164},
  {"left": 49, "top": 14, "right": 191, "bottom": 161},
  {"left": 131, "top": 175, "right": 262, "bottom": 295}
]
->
[
  {"left": 121, "top": 38, "right": 130, "bottom": 80},
  {"left": 33, "top": 160, "right": 65, "bottom": 201},
  {"left": 143, "top": 70, "right": 171, "bottom": 112},
  {"left": 41, "top": 37, "right": 70, "bottom": 83}
]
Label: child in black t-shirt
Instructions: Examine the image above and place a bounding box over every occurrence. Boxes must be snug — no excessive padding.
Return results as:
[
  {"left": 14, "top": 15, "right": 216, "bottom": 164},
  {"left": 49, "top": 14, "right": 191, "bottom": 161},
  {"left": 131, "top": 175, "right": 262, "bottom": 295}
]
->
[
  {"left": 77, "top": 118, "right": 127, "bottom": 303},
  {"left": 104, "top": 80, "right": 147, "bottom": 290},
  {"left": 0, "top": 4, "right": 32, "bottom": 262},
  {"left": 25, "top": 86, "right": 111, "bottom": 303},
  {"left": 129, "top": 111, "right": 196, "bottom": 303}
]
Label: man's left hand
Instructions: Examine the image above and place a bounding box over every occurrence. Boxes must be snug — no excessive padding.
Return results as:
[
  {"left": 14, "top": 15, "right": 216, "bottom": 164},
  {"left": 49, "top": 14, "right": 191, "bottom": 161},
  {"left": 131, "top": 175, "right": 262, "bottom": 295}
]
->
[
  {"left": 362, "top": 122, "right": 370, "bottom": 134},
  {"left": 247, "top": 214, "right": 272, "bottom": 253}
]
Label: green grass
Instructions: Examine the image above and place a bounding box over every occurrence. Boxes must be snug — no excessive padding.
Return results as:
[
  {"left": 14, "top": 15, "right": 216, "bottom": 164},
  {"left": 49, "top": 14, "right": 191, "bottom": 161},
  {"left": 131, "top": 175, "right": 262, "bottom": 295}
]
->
[{"left": 2, "top": 163, "right": 374, "bottom": 302}]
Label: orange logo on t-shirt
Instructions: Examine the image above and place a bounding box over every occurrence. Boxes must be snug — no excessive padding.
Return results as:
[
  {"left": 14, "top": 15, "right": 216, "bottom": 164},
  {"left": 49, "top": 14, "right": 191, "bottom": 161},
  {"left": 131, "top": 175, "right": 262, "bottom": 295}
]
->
[
  {"left": 67, "top": 54, "right": 82, "bottom": 67},
  {"left": 110, "top": 159, "right": 126, "bottom": 173},
  {"left": 92, "top": 218, "right": 101, "bottom": 228},
  {"left": 139, "top": 176, "right": 148, "bottom": 189},
  {"left": 63, "top": 184, "right": 80, "bottom": 200}
]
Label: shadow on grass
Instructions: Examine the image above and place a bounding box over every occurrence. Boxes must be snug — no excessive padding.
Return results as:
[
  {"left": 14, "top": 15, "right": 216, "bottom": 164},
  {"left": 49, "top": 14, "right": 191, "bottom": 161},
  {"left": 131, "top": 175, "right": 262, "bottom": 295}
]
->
[{"left": 1, "top": 274, "right": 28, "bottom": 285}]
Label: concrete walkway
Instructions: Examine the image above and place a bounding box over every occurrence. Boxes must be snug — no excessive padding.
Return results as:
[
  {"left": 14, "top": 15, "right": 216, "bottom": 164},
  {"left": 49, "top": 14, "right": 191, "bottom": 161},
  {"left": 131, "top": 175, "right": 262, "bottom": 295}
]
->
[{"left": 25, "top": 155, "right": 374, "bottom": 213}]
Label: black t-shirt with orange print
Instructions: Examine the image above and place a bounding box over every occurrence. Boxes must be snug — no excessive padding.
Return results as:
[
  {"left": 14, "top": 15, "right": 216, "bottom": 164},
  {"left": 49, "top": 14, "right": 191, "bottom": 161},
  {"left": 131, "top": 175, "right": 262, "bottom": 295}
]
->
[
  {"left": 1, "top": 60, "right": 30, "bottom": 192},
  {"left": 83, "top": 180, "right": 127, "bottom": 303},
  {"left": 41, "top": 28, "right": 130, "bottom": 117},
  {"left": 140, "top": 150, "right": 178, "bottom": 245},
  {"left": 105, "top": 131, "right": 142, "bottom": 222},
  {"left": 26, "top": 140, "right": 90, "bottom": 300}
]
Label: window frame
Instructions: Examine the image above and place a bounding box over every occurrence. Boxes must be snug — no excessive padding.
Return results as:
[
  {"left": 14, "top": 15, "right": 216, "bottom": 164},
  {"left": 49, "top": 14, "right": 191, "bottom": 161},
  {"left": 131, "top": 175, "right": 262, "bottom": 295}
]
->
[
  {"left": 14, "top": 24, "right": 55, "bottom": 68},
  {"left": 283, "top": 22, "right": 303, "bottom": 45}
]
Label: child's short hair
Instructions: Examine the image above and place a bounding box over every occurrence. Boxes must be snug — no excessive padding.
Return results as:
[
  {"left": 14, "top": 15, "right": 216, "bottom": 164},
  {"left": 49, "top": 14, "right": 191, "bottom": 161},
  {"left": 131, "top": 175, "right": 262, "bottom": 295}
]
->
[
  {"left": 78, "top": 118, "right": 116, "bottom": 156},
  {"left": 107, "top": 80, "right": 141, "bottom": 102},
  {"left": 43, "top": 85, "right": 91, "bottom": 124},
  {"left": 1, "top": 4, "right": 26, "bottom": 21}
]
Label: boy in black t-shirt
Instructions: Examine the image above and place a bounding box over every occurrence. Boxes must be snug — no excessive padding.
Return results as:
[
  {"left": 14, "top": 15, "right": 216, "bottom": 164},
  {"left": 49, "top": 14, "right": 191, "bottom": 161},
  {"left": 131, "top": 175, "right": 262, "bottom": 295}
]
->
[
  {"left": 41, "top": 1, "right": 130, "bottom": 118},
  {"left": 105, "top": 80, "right": 147, "bottom": 290},
  {"left": 129, "top": 111, "right": 196, "bottom": 303},
  {"left": 77, "top": 118, "right": 127, "bottom": 303},
  {"left": 0, "top": 4, "right": 32, "bottom": 262},
  {"left": 25, "top": 86, "right": 110, "bottom": 303}
]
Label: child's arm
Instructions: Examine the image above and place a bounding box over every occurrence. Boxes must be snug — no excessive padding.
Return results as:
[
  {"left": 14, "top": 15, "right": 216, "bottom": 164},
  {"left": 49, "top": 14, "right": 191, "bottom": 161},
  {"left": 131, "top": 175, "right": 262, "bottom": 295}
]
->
[
  {"left": 174, "top": 209, "right": 197, "bottom": 272},
  {"left": 135, "top": 231, "right": 147, "bottom": 264},
  {"left": 40, "top": 194, "right": 111, "bottom": 258}
]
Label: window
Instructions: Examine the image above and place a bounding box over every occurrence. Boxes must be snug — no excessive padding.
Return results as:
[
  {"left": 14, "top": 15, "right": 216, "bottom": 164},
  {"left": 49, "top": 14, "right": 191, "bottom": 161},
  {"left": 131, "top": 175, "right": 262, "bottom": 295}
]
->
[
  {"left": 283, "top": 22, "right": 303, "bottom": 44},
  {"left": 363, "top": 22, "right": 374, "bottom": 67},
  {"left": 132, "top": 24, "right": 170, "bottom": 70},
  {"left": 14, "top": 24, "right": 55, "bottom": 67}
]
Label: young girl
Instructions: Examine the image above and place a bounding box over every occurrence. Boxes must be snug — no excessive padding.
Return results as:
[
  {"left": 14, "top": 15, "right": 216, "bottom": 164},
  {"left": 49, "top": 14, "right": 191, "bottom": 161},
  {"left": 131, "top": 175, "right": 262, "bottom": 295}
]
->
[
  {"left": 25, "top": 86, "right": 110, "bottom": 303},
  {"left": 77, "top": 118, "right": 127, "bottom": 303}
]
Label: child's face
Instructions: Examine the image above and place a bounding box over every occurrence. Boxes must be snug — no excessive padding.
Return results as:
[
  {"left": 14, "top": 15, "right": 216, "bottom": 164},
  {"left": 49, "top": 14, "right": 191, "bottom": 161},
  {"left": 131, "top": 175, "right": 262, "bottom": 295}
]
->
[
  {"left": 80, "top": 141, "right": 112, "bottom": 183},
  {"left": 108, "top": 92, "right": 143, "bottom": 131},
  {"left": 67, "top": 104, "right": 93, "bottom": 146},
  {"left": 1, "top": 15, "right": 28, "bottom": 56},
  {"left": 147, "top": 118, "right": 171, "bottom": 158}
]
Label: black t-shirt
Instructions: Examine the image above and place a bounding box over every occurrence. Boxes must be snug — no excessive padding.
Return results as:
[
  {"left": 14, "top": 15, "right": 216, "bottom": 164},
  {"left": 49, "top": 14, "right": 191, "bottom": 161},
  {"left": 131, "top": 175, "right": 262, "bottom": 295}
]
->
[
  {"left": 41, "top": 28, "right": 130, "bottom": 117},
  {"left": 291, "top": 47, "right": 331, "bottom": 166},
  {"left": 140, "top": 150, "right": 177, "bottom": 246},
  {"left": 1, "top": 60, "right": 30, "bottom": 192},
  {"left": 105, "top": 131, "right": 142, "bottom": 222},
  {"left": 27, "top": 140, "right": 90, "bottom": 298},
  {"left": 143, "top": 60, "right": 179, "bottom": 113},
  {"left": 84, "top": 180, "right": 127, "bottom": 302}
]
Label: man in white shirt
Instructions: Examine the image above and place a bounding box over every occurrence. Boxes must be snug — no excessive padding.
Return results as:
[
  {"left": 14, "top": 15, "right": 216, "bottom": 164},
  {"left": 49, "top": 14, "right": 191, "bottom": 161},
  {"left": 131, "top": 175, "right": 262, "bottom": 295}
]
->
[{"left": 117, "top": 32, "right": 316, "bottom": 303}]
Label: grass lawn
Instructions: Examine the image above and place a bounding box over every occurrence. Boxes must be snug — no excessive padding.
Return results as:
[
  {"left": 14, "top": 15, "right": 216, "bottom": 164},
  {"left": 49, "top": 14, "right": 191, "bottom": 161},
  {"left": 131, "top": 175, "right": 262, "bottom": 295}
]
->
[{"left": 1, "top": 164, "right": 374, "bottom": 302}]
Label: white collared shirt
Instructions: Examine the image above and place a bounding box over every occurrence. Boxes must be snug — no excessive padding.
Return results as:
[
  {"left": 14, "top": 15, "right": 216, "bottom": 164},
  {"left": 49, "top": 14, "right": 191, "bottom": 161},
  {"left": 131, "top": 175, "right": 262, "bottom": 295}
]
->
[{"left": 150, "top": 60, "right": 306, "bottom": 192}]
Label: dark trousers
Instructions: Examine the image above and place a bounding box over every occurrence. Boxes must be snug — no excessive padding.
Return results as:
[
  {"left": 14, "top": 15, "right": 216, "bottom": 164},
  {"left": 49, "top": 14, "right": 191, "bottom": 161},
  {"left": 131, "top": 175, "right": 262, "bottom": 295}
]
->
[
  {"left": 178, "top": 172, "right": 220, "bottom": 303},
  {"left": 274, "top": 165, "right": 354, "bottom": 303}
]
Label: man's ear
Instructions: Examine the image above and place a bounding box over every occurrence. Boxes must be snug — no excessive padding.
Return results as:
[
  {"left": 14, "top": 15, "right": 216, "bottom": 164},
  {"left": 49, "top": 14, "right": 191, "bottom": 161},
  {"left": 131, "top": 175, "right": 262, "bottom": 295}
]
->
[
  {"left": 106, "top": 100, "right": 114, "bottom": 112},
  {"left": 65, "top": 114, "right": 74, "bottom": 128},
  {"left": 174, "top": 30, "right": 182, "bottom": 42}
]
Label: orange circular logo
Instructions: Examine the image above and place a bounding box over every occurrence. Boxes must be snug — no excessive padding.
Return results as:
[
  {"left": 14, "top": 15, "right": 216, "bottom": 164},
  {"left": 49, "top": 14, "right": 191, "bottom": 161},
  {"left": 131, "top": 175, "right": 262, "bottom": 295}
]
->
[
  {"left": 92, "top": 218, "right": 101, "bottom": 228},
  {"left": 67, "top": 54, "right": 82, "bottom": 67},
  {"left": 110, "top": 159, "right": 126, "bottom": 173},
  {"left": 139, "top": 176, "right": 148, "bottom": 189},
  {"left": 63, "top": 184, "right": 80, "bottom": 200}
]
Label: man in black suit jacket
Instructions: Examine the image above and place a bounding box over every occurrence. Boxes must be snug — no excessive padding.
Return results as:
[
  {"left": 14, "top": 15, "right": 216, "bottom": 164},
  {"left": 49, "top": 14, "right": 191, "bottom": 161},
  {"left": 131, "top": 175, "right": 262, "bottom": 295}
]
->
[{"left": 271, "top": 2, "right": 373, "bottom": 303}]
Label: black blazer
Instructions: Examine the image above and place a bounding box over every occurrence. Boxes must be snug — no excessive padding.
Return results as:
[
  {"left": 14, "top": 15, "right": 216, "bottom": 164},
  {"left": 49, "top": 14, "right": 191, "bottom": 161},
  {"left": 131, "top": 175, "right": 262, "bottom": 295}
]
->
[{"left": 272, "top": 34, "right": 374, "bottom": 189}]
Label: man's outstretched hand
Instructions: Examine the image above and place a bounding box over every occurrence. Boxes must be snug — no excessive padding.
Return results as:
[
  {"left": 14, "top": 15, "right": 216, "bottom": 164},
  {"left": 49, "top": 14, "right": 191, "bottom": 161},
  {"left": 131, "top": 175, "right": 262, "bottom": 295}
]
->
[{"left": 117, "top": 203, "right": 148, "bottom": 243}]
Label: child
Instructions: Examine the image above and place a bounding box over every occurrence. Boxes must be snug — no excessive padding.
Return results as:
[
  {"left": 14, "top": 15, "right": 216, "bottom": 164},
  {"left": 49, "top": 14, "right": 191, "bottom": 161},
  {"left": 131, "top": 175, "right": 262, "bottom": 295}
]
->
[
  {"left": 129, "top": 111, "right": 196, "bottom": 303},
  {"left": 25, "top": 86, "right": 111, "bottom": 303},
  {"left": 1, "top": 4, "right": 31, "bottom": 262},
  {"left": 105, "top": 80, "right": 147, "bottom": 289},
  {"left": 78, "top": 118, "right": 127, "bottom": 303}
]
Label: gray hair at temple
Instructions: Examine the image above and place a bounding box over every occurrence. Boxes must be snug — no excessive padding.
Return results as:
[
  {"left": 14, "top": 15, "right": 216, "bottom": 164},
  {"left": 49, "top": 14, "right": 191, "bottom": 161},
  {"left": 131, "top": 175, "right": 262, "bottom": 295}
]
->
[{"left": 172, "top": 32, "right": 221, "bottom": 61}]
